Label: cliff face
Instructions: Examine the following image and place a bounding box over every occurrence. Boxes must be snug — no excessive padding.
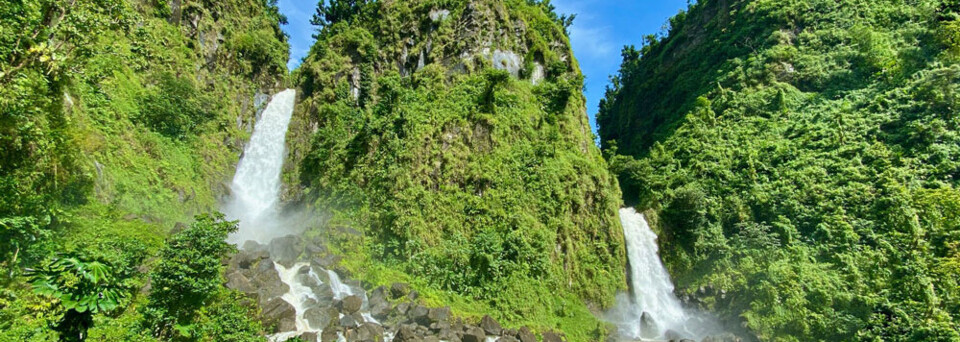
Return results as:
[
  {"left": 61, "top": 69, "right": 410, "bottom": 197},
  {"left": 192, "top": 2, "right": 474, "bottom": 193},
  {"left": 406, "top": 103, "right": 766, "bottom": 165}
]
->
[
  {"left": 286, "top": 0, "right": 624, "bottom": 337},
  {"left": 599, "top": 0, "right": 960, "bottom": 340}
]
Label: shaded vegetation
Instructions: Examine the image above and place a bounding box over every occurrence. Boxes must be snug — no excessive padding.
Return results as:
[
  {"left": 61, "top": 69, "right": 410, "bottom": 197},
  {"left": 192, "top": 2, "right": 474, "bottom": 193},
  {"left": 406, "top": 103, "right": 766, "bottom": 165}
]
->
[{"left": 599, "top": 0, "right": 960, "bottom": 340}]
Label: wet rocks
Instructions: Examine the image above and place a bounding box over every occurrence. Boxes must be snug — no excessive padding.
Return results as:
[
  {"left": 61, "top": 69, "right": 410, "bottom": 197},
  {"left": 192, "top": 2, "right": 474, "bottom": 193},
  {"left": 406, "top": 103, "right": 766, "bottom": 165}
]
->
[
  {"left": 394, "top": 324, "right": 420, "bottom": 342},
  {"left": 341, "top": 295, "right": 363, "bottom": 315},
  {"left": 461, "top": 326, "right": 487, "bottom": 342},
  {"left": 304, "top": 306, "right": 338, "bottom": 330},
  {"left": 640, "top": 311, "right": 659, "bottom": 339},
  {"left": 517, "top": 327, "right": 536, "bottom": 342},
  {"left": 390, "top": 282, "right": 411, "bottom": 299},
  {"left": 261, "top": 297, "right": 296, "bottom": 332},
  {"left": 541, "top": 331, "right": 564, "bottom": 342},
  {"left": 268, "top": 235, "right": 304, "bottom": 267},
  {"left": 481, "top": 315, "right": 502, "bottom": 335},
  {"left": 298, "top": 332, "right": 319, "bottom": 342}
]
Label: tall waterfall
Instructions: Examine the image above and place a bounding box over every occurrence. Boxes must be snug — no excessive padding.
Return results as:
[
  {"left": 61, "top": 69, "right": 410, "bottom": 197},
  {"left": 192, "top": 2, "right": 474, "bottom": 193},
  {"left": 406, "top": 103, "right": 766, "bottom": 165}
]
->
[
  {"left": 609, "top": 208, "right": 720, "bottom": 341},
  {"left": 225, "top": 89, "right": 296, "bottom": 244}
]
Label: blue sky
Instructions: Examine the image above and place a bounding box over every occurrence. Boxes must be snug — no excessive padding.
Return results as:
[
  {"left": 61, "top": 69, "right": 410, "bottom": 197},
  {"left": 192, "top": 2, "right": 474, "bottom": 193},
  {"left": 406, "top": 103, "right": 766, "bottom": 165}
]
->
[{"left": 276, "top": 0, "right": 690, "bottom": 134}]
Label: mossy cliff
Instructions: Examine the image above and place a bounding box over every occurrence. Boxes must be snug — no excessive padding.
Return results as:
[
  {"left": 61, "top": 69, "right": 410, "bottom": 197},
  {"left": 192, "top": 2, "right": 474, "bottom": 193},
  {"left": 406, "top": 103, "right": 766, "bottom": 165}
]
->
[{"left": 285, "top": 0, "right": 626, "bottom": 338}]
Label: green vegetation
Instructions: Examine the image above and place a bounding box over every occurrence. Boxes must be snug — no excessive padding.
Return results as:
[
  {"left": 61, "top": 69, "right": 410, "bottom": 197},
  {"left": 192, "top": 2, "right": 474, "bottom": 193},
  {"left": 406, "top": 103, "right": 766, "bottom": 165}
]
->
[
  {"left": 286, "top": 0, "right": 624, "bottom": 339},
  {"left": 0, "top": 0, "right": 287, "bottom": 340},
  {"left": 143, "top": 213, "right": 264, "bottom": 341},
  {"left": 598, "top": 0, "right": 960, "bottom": 340}
]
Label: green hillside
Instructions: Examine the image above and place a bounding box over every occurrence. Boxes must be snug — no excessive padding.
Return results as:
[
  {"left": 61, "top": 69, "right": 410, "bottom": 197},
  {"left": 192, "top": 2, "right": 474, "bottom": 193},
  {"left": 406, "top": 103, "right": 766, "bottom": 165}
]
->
[
  {"left": 598, "top": 0, "right": 960, "bottom": 340},
  {"left": 285, "top": 0, "right": 624, "bottom": 339}
]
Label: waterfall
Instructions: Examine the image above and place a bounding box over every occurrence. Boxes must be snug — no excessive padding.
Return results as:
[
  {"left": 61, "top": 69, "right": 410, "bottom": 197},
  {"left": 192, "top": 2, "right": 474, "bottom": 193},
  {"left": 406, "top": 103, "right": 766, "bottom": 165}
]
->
[
  {"left": 609, "top": 208, "right": 720, "bottom": 341},
  {"left": 225, "top": 89, "right": 296, "bottom": 244},
  {"left": 223, "top": 89, "right": 358, "bottom": 342}
]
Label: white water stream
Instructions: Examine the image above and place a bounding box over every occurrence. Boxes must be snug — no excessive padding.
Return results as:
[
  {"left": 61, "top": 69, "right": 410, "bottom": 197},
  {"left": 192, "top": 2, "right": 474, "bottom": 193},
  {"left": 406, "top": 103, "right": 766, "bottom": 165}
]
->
[
  {"left": 223, "top": 89, "right": 359, "bottom": 342},
  {"left": 225, "top": 89, "right": 297, "bottom": 245},
  {"left": 609, "top": 208, "right": 720, "bottom": 341}
]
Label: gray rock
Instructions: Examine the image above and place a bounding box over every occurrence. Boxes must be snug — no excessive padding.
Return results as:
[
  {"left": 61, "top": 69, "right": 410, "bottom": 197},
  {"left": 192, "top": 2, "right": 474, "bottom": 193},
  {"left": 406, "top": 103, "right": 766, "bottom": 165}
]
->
[
  {"left": 312, "top": 254, "right": 342, "bottom": 269},
  {"left": 304, "top": 306, "right": 338, "bottom": 330},
  {"left": 541, "top": 331, "right": 564, "bottom": 342},
  {"left": 225, "top": 271, "right": 255, "bottom": 294},
  {"left": 341, "top": 295, "right": 363, "bottom": 315},
  {"left": 298, "top": 332, "right": 319, "bottom": 342},
  {"left": 408, "top": 305, "right": 430, "bottom": 325},
  {"left": 498, "top": 336, "right": 519, "bottom": 342},
  {"left": 261, "top": 297, "right": 296, "bottom": 332},
  {"left": 321, "top": 326, "right": 340, "bottom": 342},
  {"left": 424, "top": 336, "right": 440, "bottom": 342},
  {"left": 517, "top": 327, "right": 536, "bottom": 342},
  {"left": 390, "top": 282, "right": 411, "bottom": 299},
  {"left": 356, "top": 322, "right": 384, "bottom": 341},
  {"left": 268, "top": 235, "right": 304, "bottom": 267},
  {"left": 640, "top": 311, "right": 659, "bottom": 339},
  {"left": 480, "top": 315, "right": 502, "bottom": 335},
  {"left": 368, "top": 286, "right": 392, "bottom": 319},
  {"left": 393, "top": 324, "right": 420, "bottom": 342},
  {"left": 461, "top": 326, "right": 486, "bottom": 342},
  {"left": 340, "top": 314, "right": 360, "bottom": 328}
]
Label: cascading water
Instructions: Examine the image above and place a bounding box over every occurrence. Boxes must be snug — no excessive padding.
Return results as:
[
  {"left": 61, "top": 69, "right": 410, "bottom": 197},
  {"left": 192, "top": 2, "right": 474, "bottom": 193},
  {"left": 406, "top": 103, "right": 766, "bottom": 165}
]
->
[
  {"left": 609, "top": 208, "right": 720, "bottom": 341},
  {"left": 223, "top": 89, "right": 364, "bottom": 342},
  {"left": 225, "top": 88, "right": 297, "bottom": 245}
]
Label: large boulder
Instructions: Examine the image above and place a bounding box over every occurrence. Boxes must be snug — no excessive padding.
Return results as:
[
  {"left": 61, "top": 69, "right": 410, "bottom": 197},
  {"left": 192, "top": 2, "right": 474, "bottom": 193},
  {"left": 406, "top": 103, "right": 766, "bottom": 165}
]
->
[
  {"left": 541, "top": 331, "right": 564, "bottom": 342},
  {"left": 390, "top": 282, "right": 411, "bottom": 299},
  {"left": 298, "top": 332, "right": 319, "bottom": 342},
  {"left": 368, "top": 286, "right": 392, "bottom": 319},
  {"left": 480, "top": 315, "right": 502, "bottom": 335},
  {"left": 340, "top": 314, "right": 360, "bottom": 328},
  {"left": 427, "top": 307, "right": 451, "bottom": 324},
  {"left": 517, "top": 327, "right": 536, "bottom": 342},
  {"left": 355, "top": 322, "right": 385, "bottom": 341},
  {"left": 304, "top": 306, "right": 338, "bottom": 330},
  {"left": 408, "top": 305, "right": 430, "bottom": 325},
  {"left": 251, "top": 258, "right": 288, "bottom": 303},
  {"left": 225, "top": 270, "right": 255, "bottom": 294},
  {"left": 393, "top": 324, "right": 421, "bottom": 342},
  {"left": 268, "top": 235, "right": 304, "bottom": 267},
  {"left": 461, "top": 326, "right": 486, "bottom": 342},
  {"left": 261, "top": 297, "right": 296, "bottom": 332},
  {"left": 640, "top": 311, "right": 659, "bottom": 339},
  {"left": 341, "top": 295, "right": 363, "bottom": 315}
]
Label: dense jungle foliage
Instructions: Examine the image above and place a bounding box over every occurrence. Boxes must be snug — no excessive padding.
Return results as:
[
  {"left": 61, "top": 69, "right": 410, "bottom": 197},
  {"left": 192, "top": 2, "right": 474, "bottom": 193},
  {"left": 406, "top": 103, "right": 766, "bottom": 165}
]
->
[
  {"left": 285, "top": 0, "right": 624, "bottom": 339},
  {"left": 598, "top": 0, "right": 960, "bottom": 340},
  {"left": 0, "top": 0, "right": 287, "bottom": 339}
]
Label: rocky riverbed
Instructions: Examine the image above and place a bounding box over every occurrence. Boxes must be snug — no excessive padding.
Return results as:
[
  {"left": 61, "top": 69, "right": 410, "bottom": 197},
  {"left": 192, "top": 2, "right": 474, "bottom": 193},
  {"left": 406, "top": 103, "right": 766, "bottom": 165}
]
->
[
  {"left": 223, "top": 235, "right": 743, "bottom": 342},
  {"left": 224, "top": 235, "right": 565, "bottom": 342}
]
